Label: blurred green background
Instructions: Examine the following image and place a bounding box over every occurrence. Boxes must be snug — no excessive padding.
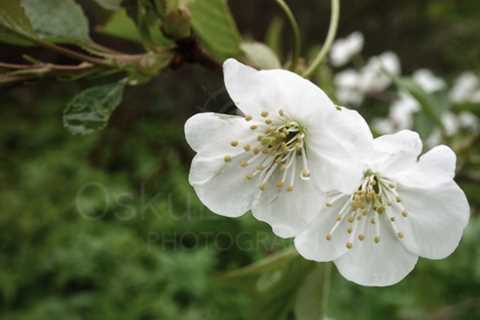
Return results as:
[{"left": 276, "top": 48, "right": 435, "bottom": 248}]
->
[{"left": 1, "top": 0, "right": 480, "bottom": 319}]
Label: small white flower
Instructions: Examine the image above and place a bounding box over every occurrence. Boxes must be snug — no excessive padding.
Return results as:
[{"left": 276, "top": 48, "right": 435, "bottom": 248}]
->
[
  {"left": 412, "top": 69, "right": 446, "bottom": 93},
  {"left": 185, "top": 59, "right": 372, "bottom": 238},
  {"left": 449, "top": 72, "right": 479, "bottom": 103},
  {"left": 360, "top": 52, "right": 401, "bottom": 93},
  {"left": 295, "top": 130, "right": 470, "bottom": 286},
  {"left": 330, "top": 32, "right": 364, "bottom": 67},
  {"left": 389, "top": 92, "right": 420, "bottom": 130},
  {"left": 458, "top": 111, "right": 479, "bottom": 131},
  {"left": 334, "top": 69, "right": 364, "bottom": 105},
  {"left": 442, "top": 112, "right": 460, "bottom": 136},
  {"left": 372, "top": 118, "right": 395, "bottom": 135}
]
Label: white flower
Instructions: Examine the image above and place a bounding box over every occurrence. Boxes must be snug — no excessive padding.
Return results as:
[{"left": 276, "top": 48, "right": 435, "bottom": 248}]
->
[
  {"left": 334, "top": 69, "right": 364, "bottom": 105},
  {"left": 449, "top": 72, "right": 479, "bottom": 103},
  {"left": 412, "top": 69, "right": 446, "bottom": 93},
  {"left": 360, "top": 52, "right": 401, "bottom": 93},
  {"left": 372, "top": 118, "right": 395, "bottom": 135},
  {"left": 185, "top": 59, "right": 372, "bottom": 238},
  {"left": 389, "top": 92, "right": 420, "bottom": 130},
  {"left": 458, "top": 111, "right": 479, "bottom": 131},
  {"left": 295, "top": 130, "right": 470, "bottom": 286},
  {"left": 330, "top": 32, "right": 364, "bottom": 67}
]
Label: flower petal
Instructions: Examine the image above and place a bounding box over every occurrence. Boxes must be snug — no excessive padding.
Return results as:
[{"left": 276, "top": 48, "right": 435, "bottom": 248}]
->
[
  {"left": 395, "top": 145, "right": 457, "bottom": 189},
  {"left": 294, "top": 197, "right": 351, "bottom": 261},
  {"left": 394, "top": 181, "right": 470, "bottom": 259},
  {"left": 334, "top": 221, "right": 418, "bottom": 287},
  {"left": 190, "top": 153, "right": 259, "bottom": 217},
  {"left": 252, "top": 168, "right": 325, "bottom": 238},
  {"left": 223, "top": 58, "right": 336, "bottom": 123},
  {"left": 308, "top": 107, "right": 373, "bottom": 194},
  {"left": 370, "top": 130, "right": 422, "bottom": 176},
  {"left": 185, "top": 112, "right": 254, "bottom": 157}
]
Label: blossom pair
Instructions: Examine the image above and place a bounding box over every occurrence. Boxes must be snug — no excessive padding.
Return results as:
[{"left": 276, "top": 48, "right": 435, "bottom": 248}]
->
[{"left": 185, "top": 59, "right": 470, "bottom": 286}]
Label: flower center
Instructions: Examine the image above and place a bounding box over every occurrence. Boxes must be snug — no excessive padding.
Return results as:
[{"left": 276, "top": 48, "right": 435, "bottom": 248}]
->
[
  {"left": 325, "top": 170, "right": 409, "bottom": 249},
  {"left": 226, "top": 110, "right": 310, "bottom": 192}
]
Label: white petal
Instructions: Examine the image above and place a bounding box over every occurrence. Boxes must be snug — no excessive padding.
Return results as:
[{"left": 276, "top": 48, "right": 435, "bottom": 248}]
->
[
  {"left": 223, "top": 58, "right": 336, "bottom": 124},
  {"left": 185, "top": 112, "right": 255, "bottom": 157},
  {"left": 190, "top": 153, "right": 259, "bottom": 217},
  {"left": 395, "top": 145, "right": 456, "bottom": 188},
  {"left": 394, "top": 181, "right": 470, "bottom": 259},
  {"left": 189, "top": 154, "right": 225, "bottom": 185},
  {"left": 334, "top": 220, "right": 418, "bottom": 287},
  {"left": 252, "top": 168, "right": 325, "bottom": 238},
  {"left": 308, "top": 107, "right": 373, "bottom": 194},
  {"left": 294, "top": 196, "right": 351, "bottom": 261},
  {"left": 370, "top": 130, "right": 422, "bottom": 176}
]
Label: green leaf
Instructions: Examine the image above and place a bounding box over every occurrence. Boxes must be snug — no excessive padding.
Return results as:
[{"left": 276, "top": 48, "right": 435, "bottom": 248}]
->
[
  {"left": 63, "top": 82, "right": 126, "bottom": 135},
  {"left": 0, "top": 0, "right": 35, "bottom": 45},
  {"left": 93, "top": 0, "right": 123, "bottom": 10},
  {"left": 188, "top": 0, "right": 242, "bottom": 61},
  {"left": 101, "top": 9, "right": 143, "bottom": 43},
  {"left": 265, "top": 16, "right": 284, "bottom": 58},
  {"left": 294, "top": 264, "right": 329, "bottom": 320},
  {"left": 21, "top": 0, "right": 91, "bottom": 44},
  {"left": 241, "top": 41, "right": 281, "bottom": 69}
]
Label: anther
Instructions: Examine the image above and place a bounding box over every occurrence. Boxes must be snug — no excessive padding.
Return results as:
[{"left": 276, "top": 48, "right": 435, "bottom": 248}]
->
[
  {"left": 397, "top": 232, "right": 404, "bottom": 239},
  {"left": 376, "top": 207, "right": 385, "bottom": 215},
  {"left": 302, "top": 169, "right": 310, "bottom": 178},
  {"left": 244, "top": 115, "right": 253, "bottom": 121},
  {"left": 261, "top": 111, "right": 269, "bottom": 118},
  {"left": 326, "top": 233, "right": 332, "bottom": 241},
  {"left": 401, "top": 211, "right": 408, "bottom": 218},
  {"left": 287, "top": 185, "right": 294, "bottom": 192},
  {"left": 390, "top": 217, "right": 395, "bottom": 222},
  {"left": 374, "top": 236, "right": 380, "bottom": 244},
  {"left": 358, "top": 234, "right": 365, "bottom": 241},
  {"left": 230, "top": 141, "right": 239, "bottom": 147},
  {"left": 278, "top": 110, "right": 285, "bottom": 116},
  {"left": 346, "top": 242, "right": 353, "bottom": 249},
  {"left": 347, "top": 227, "right": 352, "bottom": 234},
  {"left": 240, "top": 160, "right": 248, "bottom": 168},
  {"left": 276, "top": 181, "right": 284, "bottom": 188},
  {"left": 243, "top": 144, "right": 251, "bottom": 152},
  {"left": 265, "top": 119, "right": 273, "bottom": 125},
  {"left": 336, "top": 215, "right": 342, "bottom": 221},
  {"left": 259, "top": 183, "right": 266, "bottom": 191},
  {"left": 224, "top": 155, "right": 232, "bottom": 162},
  {"left": 250, "top": 125, "right": 258, "bottom": 130}
]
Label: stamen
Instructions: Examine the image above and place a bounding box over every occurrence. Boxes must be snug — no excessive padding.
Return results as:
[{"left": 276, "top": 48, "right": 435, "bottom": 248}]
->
[
  {"left": 230, "top": 141, "right": 239, "bottom": 147},
  {"left": 224, "top": 155, "right": 232, "bottom": 162},
  {"left": 261, "top": 111, "right": 269, "bottom": 118},
  {"left": 244, "top": 115, "right": 253, "bottom": 121}
]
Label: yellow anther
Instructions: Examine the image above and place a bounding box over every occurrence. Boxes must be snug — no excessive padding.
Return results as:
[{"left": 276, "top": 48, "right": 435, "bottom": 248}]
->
[
  {"left": 326, "top": 203, "right": 333, "bottom": 207},
  {"left": 358, "top": 234, "right": 365, "bottom": 241},
  {"left": 276, "top": 181, "right": 285, "bottom": 188},
  {"left": 261, "top": 111, "right": 269, "bottom": 118},
  {"left": 265, "top": 119, "right": 273, "bottom": 125},
  {"left": 374, "top": 236, "right": 380, "bottom": 244},
  {"left": 278, "top": 110, "right": 285, "bottom": 116},
  {"left": 396, "top": 196, "right": 401, "bottom": 203},
  {"left": 250, "top": 125, "right": 258, "bottom": 130},
  {"left": 230, "top": 141, "right": 239, "bottom": 147},
  {"left": 370, "top": 218, "right": 375, "bottom": 224},
  {"left": 224, "top": 155, "right": 232, "bottom": 162},
  {"left": 390, "top": 217, "right": 395, "bottom": 222},
  {"left": 243, "top": 144, "right": 251, "bottom": 152},
  {"left": 244, "top": 115, "right": 253, "bottom": 121},
  {"left": 398, "top": 232, "right": 404, "bottom": 239},
  {"left": 245, "top": 174, "right": 254, "bottom": 181},
  {"left": 326, "top": 233, "right": 332, "bottom": 241},
  {"left": 259, "top": 184, "right": 266, "bottom": 191},
  {"left": 287, "top": 185, "right": 294, "bottom": 192},
  {"left": 336, "top": 215, "right": 342, "bottom": 221},
  {"left": 376, "top": 207, "right": 385, "bottom": 214},
  {"left": 253, "top": 147, "right": 261, "bottom": 155},
  {"left": 240, "top": 160, "right": 249, "bottom": 168},
  {"left": 346, "top": 242, "right": 353, "bottom": 249},
  {"left": 302, "top": 169, "right": 310, "bottom": 178},
  {"left": 347, "top": 227, "right": 352, "bottom": 234},
  {"left": 347, "top": 216, "right": 354, "bottom": 223},
  {"left": 256, "top": 165, "right": 264, "bottom": 170},
  {"left": 401, "top": 211, "right": 408, "bottom": 218}
]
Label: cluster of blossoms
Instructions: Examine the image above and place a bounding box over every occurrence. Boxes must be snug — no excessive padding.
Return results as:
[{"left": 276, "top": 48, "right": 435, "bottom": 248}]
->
[
  {"left": 185, "top": 58, "right": 470, "bottom": 286},
  {"left": 331, "top": 32, "right": 480, "bottom": 148}
]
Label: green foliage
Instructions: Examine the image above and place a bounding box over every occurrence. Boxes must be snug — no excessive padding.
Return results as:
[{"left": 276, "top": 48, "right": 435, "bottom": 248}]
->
[
  {"left": 188, "top": 0, "right": 242, "bottom": 61},
  {"left": 21, "top": 0, "right": 91, "bottom": 44},
  {"left": 0, "top": 0, "right": 35, "bottom": 45},
  {"left": 63, "top": 82, "right": 126, "bottom": 135},
  {"left": 93, "top": 0, "right": 124, "bottom": 10}
]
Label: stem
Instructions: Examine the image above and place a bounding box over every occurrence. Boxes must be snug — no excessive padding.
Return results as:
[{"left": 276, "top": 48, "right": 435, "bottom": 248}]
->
[
  {"left": 274, "top": 0, "right": 301, "bottom": 70},
  {"left": 302, "top": 0, "right": 340, "bottom": 78},
  {"left": 320, "top": 262, "right": 333, "bottom": 320}
]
